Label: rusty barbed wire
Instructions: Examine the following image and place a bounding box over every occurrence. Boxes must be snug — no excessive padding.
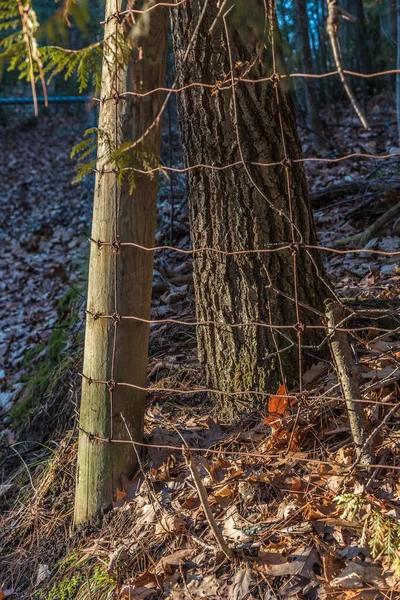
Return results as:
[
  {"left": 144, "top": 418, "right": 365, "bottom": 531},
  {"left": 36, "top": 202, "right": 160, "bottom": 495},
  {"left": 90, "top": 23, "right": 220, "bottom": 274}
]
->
[
  {"left": 77, "top": 425, "right": 400, "bottom": 473},
  {"left": 85, "top": 310, "right": 400, "bottom": 336},
  {"left": 79, "top": 372, "right": 400, "bottom": 408},
  {"left": 88, "top": 237, "right": 400, "bottom": 256},
  {"left": 94, "top": 70, "right": 400, "bottom": 102},
  {"left": 91, "top": 151, "right": 400, "bottom": 177},
  {"left": 78, "top": 0, "right": 400, "bottom": 485}
]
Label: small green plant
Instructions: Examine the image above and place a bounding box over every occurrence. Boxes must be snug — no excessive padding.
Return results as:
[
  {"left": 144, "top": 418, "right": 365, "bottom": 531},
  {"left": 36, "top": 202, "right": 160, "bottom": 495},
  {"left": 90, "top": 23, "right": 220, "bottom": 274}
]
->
[
  {"left": 71, "top": 127, "right": 162, "bottom": 191},
  {"left": 35, "top": 551, "right": 117, "bottom": 600},
  {"left": 76, "top": 566, "right": 116, "bottom": 600},
  {"left": 10, "top": 287, "right": 83, "bottom": 428},
  {"left": 35, "top": 572, "right": 86, "bottom": 600},
  {"left": 334, "top": 492, "right": 365, "bottom": 521},
  {"left": 334, "top": 492, "right": 400, "bottom": 573}
]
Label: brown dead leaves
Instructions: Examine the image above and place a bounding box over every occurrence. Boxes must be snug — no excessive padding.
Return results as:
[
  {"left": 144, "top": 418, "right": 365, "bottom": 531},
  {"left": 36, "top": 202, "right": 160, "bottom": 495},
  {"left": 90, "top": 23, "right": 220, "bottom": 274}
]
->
[{"left": 263, "top": 384, "right": 305, "bottom": 451}]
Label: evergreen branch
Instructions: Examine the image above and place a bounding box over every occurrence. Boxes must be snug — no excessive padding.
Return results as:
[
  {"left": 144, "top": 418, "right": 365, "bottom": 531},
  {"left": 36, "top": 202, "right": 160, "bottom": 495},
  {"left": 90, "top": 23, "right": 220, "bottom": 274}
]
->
[
  {"left": 0, "top": 1, "right": 105, "bottom": 96},
  {"left": 40, "top": 42, "right": 103, "bottom": 93},
  {"left": 0, "top": 18, "right": 20, "bottom": 30},
  {"left": 0, "top": 33, "right": 23, "bottom": 51},
  {"left": 71, "top": 127, "right": 161, "bottom": 192},
  {"left": 335, "top": 493, "right": 400, "bottom": 573}
]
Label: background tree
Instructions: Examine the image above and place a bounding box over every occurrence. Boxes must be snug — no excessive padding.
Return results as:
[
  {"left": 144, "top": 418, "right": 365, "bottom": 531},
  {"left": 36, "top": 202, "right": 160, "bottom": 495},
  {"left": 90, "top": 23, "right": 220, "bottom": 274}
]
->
[
  {"left": 74, "top": 0, "right": 168, "bottom": 525},
  {"left": 397, "top": 0, "right": 400, "bottom": 142},
  {"left": 171, "top": 0, "right": 329, "bottom": 417},
  {"left": 293, "top": 0, "right": 322, "bottom": 149}
]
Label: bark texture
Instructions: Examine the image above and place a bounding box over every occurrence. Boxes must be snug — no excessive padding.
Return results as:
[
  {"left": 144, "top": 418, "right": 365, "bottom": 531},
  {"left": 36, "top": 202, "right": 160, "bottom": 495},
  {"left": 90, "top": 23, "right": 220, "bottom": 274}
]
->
[
  {"left": 171, "top": 0, "right": 328, "bottom": 416},
  {"left": 74, "top": 0, "right": 168, "bottom": 525}
]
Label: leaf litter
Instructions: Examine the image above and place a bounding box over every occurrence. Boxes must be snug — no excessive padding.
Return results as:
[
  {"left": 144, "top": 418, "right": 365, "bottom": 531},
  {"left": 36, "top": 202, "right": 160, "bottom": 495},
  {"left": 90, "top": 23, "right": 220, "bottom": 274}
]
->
[{"left": 1, "top": 102, "right": 400, "bottom": 599}]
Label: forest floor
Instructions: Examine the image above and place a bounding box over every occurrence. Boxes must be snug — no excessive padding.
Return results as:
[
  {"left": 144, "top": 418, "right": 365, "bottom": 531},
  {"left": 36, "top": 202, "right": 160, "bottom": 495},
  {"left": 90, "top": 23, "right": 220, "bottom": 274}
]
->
[{"left": 1, "top": 96, "right": 400, "bottom": 599}]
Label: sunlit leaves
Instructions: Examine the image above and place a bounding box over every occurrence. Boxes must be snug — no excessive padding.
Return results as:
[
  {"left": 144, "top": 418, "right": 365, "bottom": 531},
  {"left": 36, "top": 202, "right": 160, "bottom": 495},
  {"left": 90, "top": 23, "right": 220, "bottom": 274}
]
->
[
  {"left": 335, "top": 493, "right": 400, "bottom": 574},
  {"left": 40, "top": 42, "right": 102, "bottom": 93},
  {"left": 0, "top": 0, "right": 103, "bottom": 93},
  {"left": 71, "top": 127, "right": 160, "bottom": 192}
]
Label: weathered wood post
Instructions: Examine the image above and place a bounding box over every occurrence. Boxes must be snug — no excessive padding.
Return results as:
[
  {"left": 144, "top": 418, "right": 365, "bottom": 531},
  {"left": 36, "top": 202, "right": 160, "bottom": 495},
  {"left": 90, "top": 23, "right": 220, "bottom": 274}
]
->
[{"left": 74, "top": 0, "right": 168, "bottom": 525}]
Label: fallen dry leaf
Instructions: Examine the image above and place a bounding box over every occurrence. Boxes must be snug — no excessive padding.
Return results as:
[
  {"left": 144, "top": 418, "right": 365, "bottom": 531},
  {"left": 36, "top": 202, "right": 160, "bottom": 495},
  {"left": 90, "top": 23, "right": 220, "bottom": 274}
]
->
[
  {"left": 113, "top": 474, "right": 141, "bottom": 509},
  {"left": 262, "top": 384, "right": 304, "bottom": 450},
  {"left": 253, "top": 550, "right": 287, "bottom": 573},
  {"left": 267, "top": 545, "right": 320, "bottom": 579},
  {"left": 213, "top": 484, "right": 233, "bottom": 499},
  {"left": 322, "top": 553, "right": 346, "bottom": 582},
  {"left": 119, "top": 572, "right": 159, "bottom": 599},
  {"left": 155, "top": 514, "right": 186, "bottom": 536},
  {"left": 158, "top": 548, "right": 194, "bottom": 571},
  {"left": 119, "top": 585, "right": 155, "bottom": 599},
  {"left": 330, "top": 561, "right": 387, "bottom": 589},
  {"left": 263, "top": 383, "right": 294, "bottom": 427},
  {"left": 36, "top": 564, "right": 50, "bottom": 586},
  {"left": 229, "top": 569, "right": 254, "bottom": 600},
  {"left": 222, "top": 505, "right": 250, "bottom": 543}
]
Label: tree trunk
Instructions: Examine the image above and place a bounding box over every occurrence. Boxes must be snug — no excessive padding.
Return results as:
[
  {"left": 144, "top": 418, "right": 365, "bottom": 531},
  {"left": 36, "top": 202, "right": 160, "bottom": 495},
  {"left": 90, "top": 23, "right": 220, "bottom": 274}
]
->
[
  {"left": 354, "top": 0, "right": 367, "bottom": 109},
  {"left": 294, "top": 0, "right": 323, "bottom": 150},
  {"left": 171, "top": 0, "right": 328, "bottom": 418},
  {"left": 397, "top": 0, "right": 400, "bottom": 143},
  {"left": 391, "top": 0, "right": 398, "bottom": 44},
  {"left": 316, "top": 0, "right": 329, "bottom": 104},
  {"left": 74, "top": 0, "right": 168, "bottom": 525}
]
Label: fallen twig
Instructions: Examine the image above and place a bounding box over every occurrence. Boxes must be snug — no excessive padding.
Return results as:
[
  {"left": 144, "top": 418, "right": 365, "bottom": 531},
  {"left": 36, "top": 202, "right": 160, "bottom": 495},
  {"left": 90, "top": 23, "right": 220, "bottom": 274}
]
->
[
  {"left": 335, "top": 202, "right": 400, "bottom": 248},
  {"left": 325, "top": 300, "right": 374, "bottom": 465},
  {"left": 182, "top": 446, "right": 233, "bottom": 559},
  {"left": 350, "top": 401, "right": 400, "bottom": 476},
  {"left": 326, "top": 0, "right": 369, "bottom": 129}
]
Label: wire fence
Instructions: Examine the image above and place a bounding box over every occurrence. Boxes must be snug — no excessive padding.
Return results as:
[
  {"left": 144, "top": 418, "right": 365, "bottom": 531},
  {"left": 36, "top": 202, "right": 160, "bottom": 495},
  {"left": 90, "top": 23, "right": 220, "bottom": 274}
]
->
[{"left": 78, "top": 0, "right": 400, "bottom": 478}]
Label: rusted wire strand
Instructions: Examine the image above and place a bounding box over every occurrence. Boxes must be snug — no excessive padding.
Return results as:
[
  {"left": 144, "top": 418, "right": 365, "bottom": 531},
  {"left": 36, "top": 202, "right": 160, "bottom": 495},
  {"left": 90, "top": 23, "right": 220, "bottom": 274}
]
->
[
  {"left": 80, "top": 0, "right": 400, "bottom": 484},
  {"left": 79, "top": 373, "right": 400, "bottom": 407},
  {"left": 93, "top": 150, "right": 400, "bottom": 177},
  {"left": 94, "top": 69, "right": 400, "bottom": 101},
  {"left": 78, "top": 425, "right": 400, "bottom": 472},
  {"left": 88, "top": 237, "right": 400, "bottom": 256}
]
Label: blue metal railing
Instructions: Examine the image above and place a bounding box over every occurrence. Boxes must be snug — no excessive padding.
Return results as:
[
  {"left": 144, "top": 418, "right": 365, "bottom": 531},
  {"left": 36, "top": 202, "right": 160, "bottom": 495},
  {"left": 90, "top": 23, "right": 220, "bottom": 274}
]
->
[{"left": 0, "top": 96, "right": 90, "bottom": 105}]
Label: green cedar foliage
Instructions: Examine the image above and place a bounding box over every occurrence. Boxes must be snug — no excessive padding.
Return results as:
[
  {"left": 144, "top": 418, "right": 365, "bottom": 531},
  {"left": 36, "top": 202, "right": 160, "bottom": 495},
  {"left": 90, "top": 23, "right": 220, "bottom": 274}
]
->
[
  {"left": 71, "top": 127, "right": 163, "bottom": 193},
  {"left": 40, "top": 43, "right": 103, "bottom": 93},
  {"left": 0, "top": 0, "right": 102, "bottom": 92},
  {"left": 1, "top": 1, "right": 163, "bottom": 188},
  {"left": 335, "top": 492, "right": 400, "bottom": 574}
]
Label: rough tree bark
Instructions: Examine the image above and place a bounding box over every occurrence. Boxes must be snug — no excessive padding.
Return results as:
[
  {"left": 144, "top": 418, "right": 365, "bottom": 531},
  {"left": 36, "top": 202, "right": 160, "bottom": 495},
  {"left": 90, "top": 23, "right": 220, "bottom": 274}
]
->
[
  {"left": 171, "top": 0, "right": 329, "bottom": 417},
  {"left": 74, "top": 0, "right": 168, "bottom": 525}
]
